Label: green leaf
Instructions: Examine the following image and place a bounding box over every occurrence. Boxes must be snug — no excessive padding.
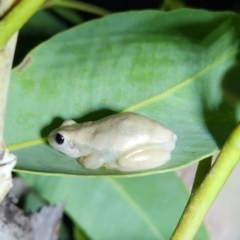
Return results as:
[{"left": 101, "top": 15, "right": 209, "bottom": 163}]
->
[
  {"left": 19, "top": 172, "right": 209, "bottom": 239},
  {"left": 23, "top": 190, "right": 46, "bottom": 213},
  {"left": 6, "top": 9, "right": 240, "bottom": 176}
]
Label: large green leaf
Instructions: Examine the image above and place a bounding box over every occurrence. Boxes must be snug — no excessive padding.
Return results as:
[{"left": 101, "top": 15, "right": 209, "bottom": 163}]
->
[
  {"left": 6, "top": 9, "right": 240, "bottom": 176},
  {"left": 19, "top": 172, "right": 209, "bottom": 239}
]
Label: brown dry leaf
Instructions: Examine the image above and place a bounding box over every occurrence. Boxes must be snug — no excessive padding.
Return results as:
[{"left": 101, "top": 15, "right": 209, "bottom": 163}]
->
[
  {"left": 30, "top": 202, "right": 64, "bottom": 240},
  {"left": 0, "top": 193, "right": 32, "bottom": 240}
]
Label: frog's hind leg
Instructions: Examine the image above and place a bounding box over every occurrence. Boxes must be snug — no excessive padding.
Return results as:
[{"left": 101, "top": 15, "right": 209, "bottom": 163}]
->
[{"left": 116, "top": 144, "right": 171, "bottom": 172}]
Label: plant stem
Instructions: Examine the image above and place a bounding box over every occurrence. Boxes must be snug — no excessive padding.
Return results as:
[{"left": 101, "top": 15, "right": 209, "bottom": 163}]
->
[
  {"left": 42, "top": 0, "right": 110, "bottom": 16},
  {"left": 0, "top": 0, "right": 20, "bottom": 150},
  {"left": 171, "top": 123, "right": 240, "bottom": 240},
  {"left": 0, "top": 0, "right": 46, "bottom": 49},
  {"left": 0, "top": 0, "right": 18, "bottom": 203}
]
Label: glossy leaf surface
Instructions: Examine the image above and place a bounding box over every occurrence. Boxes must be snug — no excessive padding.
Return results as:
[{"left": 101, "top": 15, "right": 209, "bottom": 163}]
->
[{"left": 6, "top": 9, "right": 240, "bottom": 176}]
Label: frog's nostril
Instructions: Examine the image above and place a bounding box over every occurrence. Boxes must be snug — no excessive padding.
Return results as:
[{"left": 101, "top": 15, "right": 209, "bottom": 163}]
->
[{"left": 55, "top": 133, "right": 64, "bottom": 144}]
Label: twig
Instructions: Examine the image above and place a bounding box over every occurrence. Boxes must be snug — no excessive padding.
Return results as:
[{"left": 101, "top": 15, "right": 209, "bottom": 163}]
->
[
  {"left": 0, "top": 0, "right": 18, "bottom": 203},
  {"left": 42, "top": 0, "right": 110, "bottom": 16},
  {"left": 171, "top": 123, "right": 240, "bottom": 239},
  {"left": 0, "top": 0, "right": 47, "bottom": 49},
  {"left": 0, "top": 0, "right": 46, "bottom": 202}
]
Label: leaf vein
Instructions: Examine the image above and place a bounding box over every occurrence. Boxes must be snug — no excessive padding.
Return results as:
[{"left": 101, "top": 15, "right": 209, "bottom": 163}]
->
[{"left": 123, "top": 48, "right": 238, "bottom": 113}]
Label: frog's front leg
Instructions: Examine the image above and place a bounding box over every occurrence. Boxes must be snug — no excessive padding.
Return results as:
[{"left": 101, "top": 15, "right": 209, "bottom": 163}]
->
[
  {"left": 77, "top": 153, "right": 104, "bottom": 169},
  {"left": 104, "top": 143, "right": 171, "bottom": 172}
]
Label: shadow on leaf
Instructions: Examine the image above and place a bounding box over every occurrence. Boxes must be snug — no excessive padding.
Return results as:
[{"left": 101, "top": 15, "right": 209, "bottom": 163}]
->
[
  {"left": 41, "top": 108, "right": 117, "bottom": 139},
  {"left": 203, "top": 101, "right": 237, "bottom": 148}
]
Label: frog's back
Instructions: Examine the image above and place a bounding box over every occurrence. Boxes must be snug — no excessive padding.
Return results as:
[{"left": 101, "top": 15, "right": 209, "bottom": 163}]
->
[{"left": 87, "top": 112, "right": 174, "bottom": 152}]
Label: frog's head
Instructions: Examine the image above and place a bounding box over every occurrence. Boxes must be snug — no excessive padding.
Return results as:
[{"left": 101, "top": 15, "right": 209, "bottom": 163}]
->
[{"left": 48, "top": 120, "right": 82, "bottom": 158}]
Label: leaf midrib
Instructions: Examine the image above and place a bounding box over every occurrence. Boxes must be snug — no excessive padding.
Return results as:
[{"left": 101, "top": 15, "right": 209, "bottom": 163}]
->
[
  {"left": 124, "top": 48, "right": 238, "bottom": 112},
  {"left": 108, "top": 178, "right": 165, "bottom": 239}
]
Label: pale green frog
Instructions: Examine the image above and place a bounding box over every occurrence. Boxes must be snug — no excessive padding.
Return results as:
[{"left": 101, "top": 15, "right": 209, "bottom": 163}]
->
[{"left": 48, "top": 112, "right": 177, "bottom": 172}]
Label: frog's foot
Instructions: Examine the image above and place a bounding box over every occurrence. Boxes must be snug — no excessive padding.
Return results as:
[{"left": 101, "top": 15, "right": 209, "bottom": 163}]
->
[
  {"left": 77, "top": 154, "right": 104, "bottom": 169},
  {"left": 105, "top": 144, "right": 171, "bottom": 172}
]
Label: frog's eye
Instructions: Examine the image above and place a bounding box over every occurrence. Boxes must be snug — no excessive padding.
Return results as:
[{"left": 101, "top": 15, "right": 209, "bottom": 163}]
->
[{"left": 55, "top": 133, "right": 64, "bottom": 144}]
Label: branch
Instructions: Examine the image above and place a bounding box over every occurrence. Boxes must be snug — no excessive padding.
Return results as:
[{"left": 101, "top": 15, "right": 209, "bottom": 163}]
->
[
  {"left": 0, "top": 0, "right": 46, "bottom": 49},
  {"left": 42, "top": 0, "right": 110, "bottom": 16},
  {"left": 171, "top": 123, "right": 240, "bottom": 239},
  {"left": 0, "top": 0, "right": 46, "bottom": 202}
]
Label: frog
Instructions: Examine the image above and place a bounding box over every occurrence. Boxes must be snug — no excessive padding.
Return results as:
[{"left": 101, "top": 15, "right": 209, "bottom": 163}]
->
[{"left": 48, "top": 112, "right": 177, "bottom": 172}]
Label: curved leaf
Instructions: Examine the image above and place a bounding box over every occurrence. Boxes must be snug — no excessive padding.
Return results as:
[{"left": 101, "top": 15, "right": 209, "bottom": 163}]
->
[
  {"left": 6, "top": 9, "right": 240, "bottom": 176},
  {"left": 19, "top": 172, "right": 209, "bottom": 239}
]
